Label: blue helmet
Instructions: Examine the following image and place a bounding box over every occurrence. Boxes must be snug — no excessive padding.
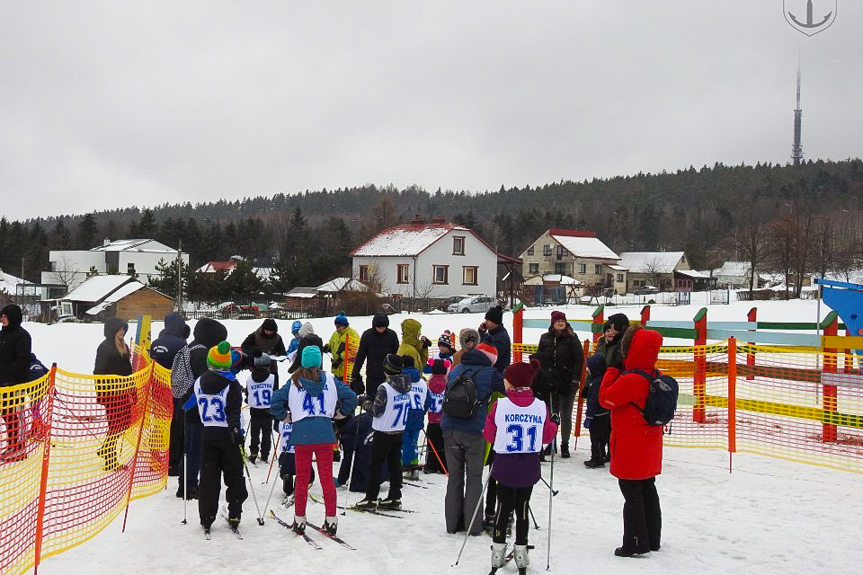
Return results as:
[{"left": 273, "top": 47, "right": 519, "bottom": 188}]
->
[{"left": 291, "top": 320, "right": 303, "bottom": 335}]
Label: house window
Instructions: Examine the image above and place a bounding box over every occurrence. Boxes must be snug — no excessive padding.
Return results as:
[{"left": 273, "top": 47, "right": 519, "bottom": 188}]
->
[
  {"left": 557, "top": 245, "right": 566, "bottom": 257},
  {"left": 528, "top": 263, "right": 539, "bottom": 274},
  {"left": 463, "top": 266, "right": 478, "bottom": 285},
  {"left": 555, "top": 263, "right": 566, "bottom": 275},
  {"left": 453, "top": 236, "right": 465, "bottom": 256},
  {"left": 127, "top": 263, "right": 136, "bottom": 275},
  {"left": 617, "top": 273, "right": 624, "bottom": 283},
  {"left": 527, "top": 246, "right": 534, "bottom": 256},
  {"left": 397, "top": 264, "right": 410, "bottom": 284},
  {"left": 578, "top": 263, "right": 586, "bottom": 274},
  {"left": 433, "top": 265, "right": 449, "bottom": 284},
  {"left": 543, "top": 244, "right": 552, "bottom": 257},
  {"left": 359, "top": 265, "right": 370, "bottom": 283},
  {"left": 595, "top": 264, "right": 602, "bottom": 274}
]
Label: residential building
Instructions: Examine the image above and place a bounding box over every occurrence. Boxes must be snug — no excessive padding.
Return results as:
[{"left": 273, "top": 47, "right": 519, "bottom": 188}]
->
[
  {"left": 518, "top": 229, "right": 627, "bottom": 295},
  {"left": 42, "top": 239, "right": 188, "bottom": 294},
  {"left": 57, "top": 275, "right": 174, "bottom": 321},
  {"left": 618, "top": 251, "right": 697, "bottom": 292},
  {"left": 350, "top": 216, "right": 504, "bottom": 299}
]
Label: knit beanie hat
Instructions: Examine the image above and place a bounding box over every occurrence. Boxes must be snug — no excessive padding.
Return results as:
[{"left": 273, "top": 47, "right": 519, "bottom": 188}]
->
[
  {"left": 262, "top": 318, "right": 278, "bottom": 332},
  {"left": 207, "top": 341, "right": 233, "bottom": 371},
  {"left": 372, "top": 312, "right": 390, "bottom": 329},
  {"left": 301, "top": 345, "right": 323, "bottom": 369},
  {"left": 334, "top": 312, "right": 349, "bottom": 326},
  {"left": 438, "top": 331, "right": 453, "bottom": 351},
  {"left": 485, "top": 305, "right": 504, "bottom": 325},
  {"left": 430, "top": 358, "right": 451, "bottom": 375},
  {"left": 291, "top": 320, "right": 303, "bottom": 334},
  {"left": 550, "top": 310, "right": 567, "bottom": 324},
  {"left": 384, "top": 354, "right": 404, "bottom": 375},
  {"left": 476, "top": 336, "right": 499, "bottom": 365},
  {"left": 607, "top": 313, "right": 630, "bottom": 333},
  {"left": 503, "top": 359, "right": 540, "bottom": 388}
]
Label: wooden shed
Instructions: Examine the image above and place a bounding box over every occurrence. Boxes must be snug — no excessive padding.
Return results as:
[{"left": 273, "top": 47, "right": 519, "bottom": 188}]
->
[{"left": 59, "top": 275, "right": 174, "bottom": 321}]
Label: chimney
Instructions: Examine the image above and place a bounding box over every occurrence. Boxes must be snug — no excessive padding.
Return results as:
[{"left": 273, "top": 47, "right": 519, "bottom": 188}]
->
[
  {"left": 431, "top": 216, "right": 446, "bottom": 224},
  {"left": 103, "top": 238, "right": 111, "bottom": 246},
  {"left": 409, "top": 214, "right": 425, "bottom": 225}
]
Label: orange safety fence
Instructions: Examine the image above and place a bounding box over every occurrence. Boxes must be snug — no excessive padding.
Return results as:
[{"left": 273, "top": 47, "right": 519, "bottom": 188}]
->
[
  {"left": 512, "top": 339, "right": 863, "bottom": 474},
  {"left": 0, "top": 345, "right": 171, "bottom": 575}
]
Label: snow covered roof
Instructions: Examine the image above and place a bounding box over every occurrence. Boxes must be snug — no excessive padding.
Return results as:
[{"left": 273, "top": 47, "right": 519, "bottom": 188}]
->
[
  {"left": 351, "top": 223, "right": 474, "bottom": 257},
  {"left": 0, "top": 270, "right": 33, "bottom": 295},
  {"left": 315, "top": 277, "right": 369, "bottom": 293},
  {"left": 63, "top": 275, "right": 134, "bottom": 302},
  {"left": 285, "top": 287, "right": 319, "bottom": 299},
  {"left": 606, "top": 264, "right": 628, "bottom": 272},
  {"left": 550, "top": 232, "right": 619, "bottom": 260},
  {"left": 524, "top": 274, "right": 585, "bottom": 286},
  {"left": 91, "top": 239, "right": 178, "bottom": 253},
  {"left": 676, "top": 269, "right": 710, "bottom": 279},
  {"left": 618, "top": 252, "right": 686, "bottom": 274},
  {"left": 713, "top": 261, "right": 751, "bottom": 277}
]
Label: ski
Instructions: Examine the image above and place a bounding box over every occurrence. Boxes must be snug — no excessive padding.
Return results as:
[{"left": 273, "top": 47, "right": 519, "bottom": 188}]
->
[
  {"left": 310, "top": 494, "right": 411, "bottom": 516},
  {"left": 305, "top": 522, "right": 356, "bottom": 550},
  {"left": 203, "top": 526, "right": 212, "bottom": 540},
  {"left": 220, "top": 507, "right": 244, "bottom": 539},
  {"left": 346, "top": 505, "right": 403, "bottom": 519},
  {"left": 269, "top": 511, "right": 323, "bottom": 550},
  {"left": 403, "top": 481, "right": 428, "bottom": 489}
]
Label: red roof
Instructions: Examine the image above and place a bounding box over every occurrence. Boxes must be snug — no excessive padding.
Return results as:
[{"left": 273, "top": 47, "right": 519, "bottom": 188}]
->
[{"left": 547, "top": 228, "right": 596, "bottom": 238}]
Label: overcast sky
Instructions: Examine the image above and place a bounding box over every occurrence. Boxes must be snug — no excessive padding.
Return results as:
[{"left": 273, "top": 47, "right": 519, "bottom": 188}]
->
[{"left": 1, "top": 1, "right": 860, "bottom": 221}]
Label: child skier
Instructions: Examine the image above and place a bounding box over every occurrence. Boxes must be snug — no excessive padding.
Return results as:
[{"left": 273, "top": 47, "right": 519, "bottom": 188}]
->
[
  {"left": 245, "top": 356, "right": 275, "bottom": 464},
  {"left": 355, "top": 354, "right": 413, "bottom": 511},
  {"left": 401, "top": 355, "right": 428, "bottom": 480},
  {"left": 269, "top": 345, "right": 357, "bottom": 536},
  {"left": 276, "top": 420, "right": 315, "bottom": 503},
  {"left": 195, "top": 341, "right": 249, "bottom": 535},
  {"left": 423, "top": 358, "right": 450, "bottom": 474},
  {"left": 483, "top": 359, "right": 558, "bottom": 574},
  {"left": 583, "top": 354, "right": 610, "bottom": 468}
]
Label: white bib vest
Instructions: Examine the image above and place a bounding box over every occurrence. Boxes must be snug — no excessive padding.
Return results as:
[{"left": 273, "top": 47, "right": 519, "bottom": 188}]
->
[
  {"left": 428, "top": 388, "right": 444, "bottom": 415},
  {"left": 279, "top": 421, "right": 294, "bottom": 454},
  {"left": 492, "top": 397, "right": 546, "bottom": 454},
  {"left": 247, "top": 373, "right": 275, "bottom": 409},
  {"left": 372, "top": 382, "right": 411, "bottom": 432},
  {"left": 194, "top": 378, "right": 230, "bottom": 428},
  {"left": 287, "top": 373, "right": 338, "bottom": 423},
  {"left": 408, "top": 379, "right": 428, "bottom": 412}
]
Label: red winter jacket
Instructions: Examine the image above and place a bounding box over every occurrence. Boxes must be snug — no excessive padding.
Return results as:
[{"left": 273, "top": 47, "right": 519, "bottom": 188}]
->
[{"left": 598, "top": 327, "right": 663, "bottom": 480}]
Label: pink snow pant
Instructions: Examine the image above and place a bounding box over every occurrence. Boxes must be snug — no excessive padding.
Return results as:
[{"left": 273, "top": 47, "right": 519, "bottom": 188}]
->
[{"left": 294, "top": 444, "right": 336, "bottom": 518}]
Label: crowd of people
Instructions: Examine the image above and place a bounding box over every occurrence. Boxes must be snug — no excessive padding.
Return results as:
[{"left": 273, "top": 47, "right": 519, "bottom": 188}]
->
[{"left": 0, "top": 302, "right": 666, "bottom": 569}]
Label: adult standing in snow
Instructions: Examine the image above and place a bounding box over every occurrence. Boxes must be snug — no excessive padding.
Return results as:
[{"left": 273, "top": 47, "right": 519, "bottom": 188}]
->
[
  {"left": 324, "top": 313, "right": 359, "bottom": 382},
  {"left": 478, "top": 305, "right": 511, "bottom": 373},
  {"left": 0, "top": 304, "right": 32, "bottom": 461},
  {"left": 93, "top": 317, "right": 136, "bottom": 471},
  {"left": 350, "top": 311, "right": 399, "bottom": 395},
  {"left": 397, "top": 318, "right": 430, "bottom": 376},
  {"left": 594, "top": 313, "right": 629, "bottom": 370},
  {"left": 451, "top": 327, "right": 479, "bottom": 367},
  {"left": 241, "top": 318, "right": 286, "bottom": 385},
  {"left": 533, "top": 310, "right": 584, "bottom": 458},
  {"left": 599, "top": 325, "right": 664, "bottom": 557},
  {"left": 149, "top": 312, "right": 188, "bottom": 476}
]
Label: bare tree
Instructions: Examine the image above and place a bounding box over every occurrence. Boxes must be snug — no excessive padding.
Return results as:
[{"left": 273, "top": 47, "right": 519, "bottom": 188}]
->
[
  {"left": 736, "top": 212, "right": 768, "bottom": 297},
  {"left": 641, "top": 256, "right": 667, "bottom": 290},
  {"left": 46, "top": 255, "right": 86, "bottom": 293},
  {"left": 767, "top": 216, "right": 796, "bottom": 299}
]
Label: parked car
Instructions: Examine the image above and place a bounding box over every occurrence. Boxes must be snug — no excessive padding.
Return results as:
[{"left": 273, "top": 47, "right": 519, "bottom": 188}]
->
[
  {"left": 448, "top": 295, "right": 497, "bottom": 314},
  {"left": 634, "top": 285, "right": 660, "bottom": 295},
  {"left": 440, "top": 295, "right": 472, "bottom": 312}
]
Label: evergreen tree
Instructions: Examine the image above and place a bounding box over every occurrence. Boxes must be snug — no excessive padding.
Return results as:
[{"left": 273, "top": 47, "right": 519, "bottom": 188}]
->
[
  {"left": 52, "top": 220, "right": 72, "bottom": 249},
  {"left": 77, "top": 213, "right": 97, "bottom": 248}
]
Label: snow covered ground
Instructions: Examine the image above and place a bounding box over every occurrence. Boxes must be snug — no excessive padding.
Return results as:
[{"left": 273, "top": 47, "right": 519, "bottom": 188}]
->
[{"left": 24, "top": 298, "right": 863, "bottom": 574}]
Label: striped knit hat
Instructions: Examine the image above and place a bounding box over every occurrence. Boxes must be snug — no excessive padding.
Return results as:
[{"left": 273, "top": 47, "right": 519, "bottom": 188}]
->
[
  {"left": 476, "top": 336, "right": 498, "bottom": 365},
  {"left": 207, "top": 341, "right": 233, "bottom": 371}
]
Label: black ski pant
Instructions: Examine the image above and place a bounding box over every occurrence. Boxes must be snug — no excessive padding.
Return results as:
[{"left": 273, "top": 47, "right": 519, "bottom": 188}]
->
[
  {"left": 248, "top": 407, "right": 272, "bottom": 460},
  {"left": 168, "top": 398, "right": 184, "bottom": 471},
  {"left": 423, "top": 423, "right": 446, "bottom": 473},
  {"left": 179, "top": 414, "right": 203, "bottom": 493},
  {"left": 485, "top": 450, "right": 497, "bottom": 516},
  {"left": 493, "top": 484, "right": 533, "bottom": 545},
  {"left": 365, "top": 431, "right": 403, "bottom": 502},
  {"left": 589, "top": 415, "right": 610, "bottom": 461},
  {"left": 618, "top": 477, "right": 661, "bottom": 552},
  {"left": 199, "top": 429, "right": 248, "bottom": 528}
]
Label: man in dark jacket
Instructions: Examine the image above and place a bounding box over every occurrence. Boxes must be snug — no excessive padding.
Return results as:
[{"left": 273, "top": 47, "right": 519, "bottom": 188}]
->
[
  {"left": 241, "top": 318, "right": 286, "bottom": 383},
  {"left": 0, "top": 304, "right": 32, "bottom": 461},
  {"left": 478, "top": 305, "right": 511, "bottom": 373},
  {"left": 350, "top": 312, "right": 399, "bottom": 395},
  {"left": 150, "top": 312, "right": 188, "bottom": 475},
  {"left": 175, "top": 318, "right": 228, "bottom": 499},
  {"left": 534, "top": 310, "right": 584, "bottom": 458},
  {"left": 441, "top": 340, "right": 505, "bottom": 535}
]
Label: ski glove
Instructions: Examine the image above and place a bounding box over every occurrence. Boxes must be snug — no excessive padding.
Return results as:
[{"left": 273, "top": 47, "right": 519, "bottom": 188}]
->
[
  {"left": 550, "top": 412, "right": 561, "bottom": 426},
  {"left": 323, "top": 344, "right": 331, "bottom": 354},
  {"left": 583, "top": 418, "right": 591, "bottom": 429},
  {"left": 420, "top": 336, "right": 431, "bottom": 349},
  {"left": 232, "top": 427, "right": 245, "bottom": 446}
]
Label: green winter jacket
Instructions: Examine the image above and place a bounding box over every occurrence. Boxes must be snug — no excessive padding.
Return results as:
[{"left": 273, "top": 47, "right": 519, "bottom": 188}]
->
[{"left": 396, "top": 319, "right": 428, "bottom": 376}]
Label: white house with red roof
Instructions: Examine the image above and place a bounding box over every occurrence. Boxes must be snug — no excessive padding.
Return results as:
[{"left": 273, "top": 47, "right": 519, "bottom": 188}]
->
[{"left": 350, "top": 216, "right": 501, "bottom": 299}]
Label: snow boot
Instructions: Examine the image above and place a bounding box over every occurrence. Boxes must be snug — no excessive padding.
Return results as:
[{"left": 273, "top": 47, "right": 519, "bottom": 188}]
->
[
  {"left": 614, "top": 546, "right": 649, "bottom": 557},
  {"left": 249, "top": 453, "right": 257, "bottom": 464},
  {"left": 514, "top": 544, "right": 530, "bottom": 570},
  {"left": 324, "top": 516, "right": 338, "bottom": 536},
  {"left": 583, "top": 458, "right": 605, "bottom": 469},
  {"left": 483, "top": 511, "right": 495, "bottom": 535},
  {"left": 379, "top": 497, "right": 402, "bottom": 510},
  {"left": 290, "top": 516, "right": 306, "bottom": 535},
  {"left": 490, "top": 542, "right": 507, "bottom": 570},
  {"left": 354, "top": 498, "right": 377, "bottom": 511},
  {"left": 560, "top": 443, "right": 570, "bottom": 459}
]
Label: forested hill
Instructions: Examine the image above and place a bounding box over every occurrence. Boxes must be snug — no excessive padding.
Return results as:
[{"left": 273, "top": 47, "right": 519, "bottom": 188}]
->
[{"left": 2, "top": 159, "right": 862, "bottom": 285}]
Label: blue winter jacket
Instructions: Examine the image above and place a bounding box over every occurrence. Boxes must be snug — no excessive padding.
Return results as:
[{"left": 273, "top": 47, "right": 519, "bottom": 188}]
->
[
  {"left": 287, "top": 336, "right": 300, "bottom": 356},
  {"left": 441, "top": 349, "right": 504, "bottom": 435},
  {"left": 269, "top": 372, "right": 357, "bottom": 446},
  {"left": 149, "top": 313, "right": 187, "bottom": 369},
  {"left": 404, "top": 366, "right": 431, "bottom": 431}
]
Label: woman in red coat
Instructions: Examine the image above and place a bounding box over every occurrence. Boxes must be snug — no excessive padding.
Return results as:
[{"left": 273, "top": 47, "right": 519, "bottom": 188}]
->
[{"left": 599, "top": 325, "right": 663, "bottom": 557}]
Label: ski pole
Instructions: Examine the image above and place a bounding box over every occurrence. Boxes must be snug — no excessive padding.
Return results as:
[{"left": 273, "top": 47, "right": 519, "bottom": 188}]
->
[
  {"left": 453, "top": 470, "right": 491, "bottom": 567},
  {"left": 546, "top": 438, "right": 555, "bottom": 571},
  {"left": 426, "top": 430, "right": 449, "bottom": 476},
  {"left": 263, "top": 429, "right": 278, "bottom": 484},
  {"left": 261, "top": 464, "right": 280, "bottom": 521},
  {"left": 239, "top": 444, "right": 265, "bottom": 525},
  {"left": 539, "top": 475, "right": 559, "bottom": 497},
  {"left": 342, "top": 418, "right": 362, "bottom": 516},
  {"left": 527, "top": 504, "right": 541, "bottom": 530},
  {"left": 181, "top": 415, "right": 187, "bottom": 525}
]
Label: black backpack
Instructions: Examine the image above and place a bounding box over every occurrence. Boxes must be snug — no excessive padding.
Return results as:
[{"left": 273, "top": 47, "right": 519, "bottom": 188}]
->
[
  {"left": 443, "top": 367, "right": 484, "bottom": 419},
  {"left": 626, "top": 368, "right": 679, "bottom": 426}
]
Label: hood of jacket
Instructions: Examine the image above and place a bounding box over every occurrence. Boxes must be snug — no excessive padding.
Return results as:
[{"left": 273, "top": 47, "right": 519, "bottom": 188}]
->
[
  {"left": 458, "top": 348, "right": 494, "bottom": 368},
  {"left": 298, "top": 322, "right": 315, "bottom": 339},
  {"left": 403, "top": 366, "right": 421, "bottom": 383},
  {"left": 505, "top": 386, "right": 538, "bottom": 407},
  {"left": 163, "top": 312, "right": 187, "bottom": 338},
  {"left": 387, "top": 372, "right": 413, "bottom": 394},
  {"left": 458, "top": 327, "right": 480, "bottom": 349},
  {"left": 297, "top": 372, "right": 328, "bottom": 396},
  {"left": 193, "top": 318, "right": 228, "bottom": 348},
  {"left": 199, "top": 369, "right": 235, "bottom": 394},
  {"left": 586, "top": 354, "right": 607, "bottom": 377},
  {"left": 372, "top": 312, "right": 390, "bottom": 329},
  {"left": 0, "top": 304, "right": 23, "bottom": 329},
  {"left": 401, "top": 319, "right": 422, "bottom": 348},
  {"left": 103, "top": 317, "right": 128, "bottom": 339},
  {"left": 622, "top": 326, "right": 663, "bottom": 372}
]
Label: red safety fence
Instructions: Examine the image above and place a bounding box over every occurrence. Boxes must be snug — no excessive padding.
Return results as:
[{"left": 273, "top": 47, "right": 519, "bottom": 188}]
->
[{"left": 0, "top": 346, "right": 171, "bottom": 575}]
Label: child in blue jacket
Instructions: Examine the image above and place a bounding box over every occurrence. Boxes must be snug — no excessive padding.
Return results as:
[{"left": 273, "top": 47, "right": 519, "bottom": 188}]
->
[
  {"left": 584, "top": 354, "right": 610, "bottom": 468},
  {"left": 401, "top": 356, "right": 430, "bottom": 479}
]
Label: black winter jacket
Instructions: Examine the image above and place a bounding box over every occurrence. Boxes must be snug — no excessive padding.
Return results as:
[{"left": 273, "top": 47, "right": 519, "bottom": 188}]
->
[
  {"left": 149, "top": 312, "right": 187, "bottom": 369},
  {"left": 184, "top": 318, "right": 228, "bottom": 424},
  {"left": 479, "top": 324, "right": 511, "bottom": 373},
  {"left": 94, "top": 318, "right": 133, "bottom": 377},
  {"left": 0, "top": 304, "right": 32, "bottom": 386},
  {"left": 197, "top": 370, "right": 243, "bottom": 434},
  {"left": 535, "top": 326, "right": 584, "bottom": 395},
  {"left": 351, "top": 319, "right": 399, "bottom": 390},
  {"left": 241, "top": 323, "right": 286, "bottom": 376}
]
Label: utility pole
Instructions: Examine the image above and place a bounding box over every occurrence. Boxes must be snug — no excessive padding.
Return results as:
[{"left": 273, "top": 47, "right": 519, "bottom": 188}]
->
[{"left": 176, "top": 240, "right": 183, "bottom": 312}]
